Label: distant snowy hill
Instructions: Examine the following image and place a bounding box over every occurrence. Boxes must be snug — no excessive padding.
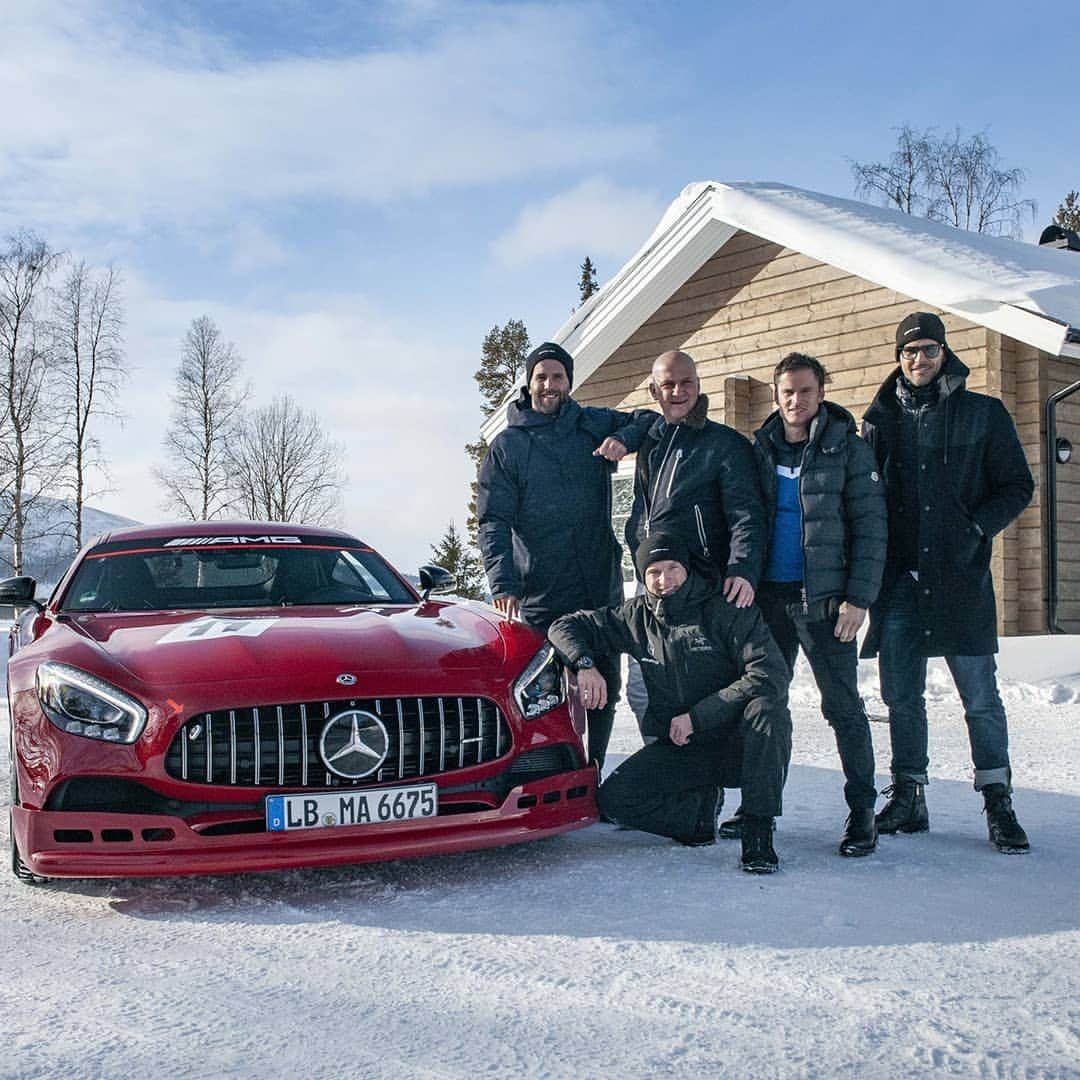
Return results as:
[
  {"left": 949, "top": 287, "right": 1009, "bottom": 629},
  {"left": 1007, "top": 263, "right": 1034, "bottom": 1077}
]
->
[{"left": 0, "top": 497, "right": 137, "bottom": 585}]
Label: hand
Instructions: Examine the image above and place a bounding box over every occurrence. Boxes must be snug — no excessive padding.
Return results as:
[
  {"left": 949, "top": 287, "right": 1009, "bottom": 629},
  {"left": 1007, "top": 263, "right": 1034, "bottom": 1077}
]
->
[
  {"left": 593, "top": 437, "right": 628, "bottom": 462},
  {"left": 669, "top": 713, "right": 694, "bottom": 746},
  {"left": 577, "top": 668, "right": 609, "bottom": 711},
  {"left": 833, "top": 601, "right": 866, "bottom": 643},
  {"left": 723, "top": 576, "right": 755, "bottom": 608},
  {"left": 493, "top": 595, "right": 521, "bottom": 621}
]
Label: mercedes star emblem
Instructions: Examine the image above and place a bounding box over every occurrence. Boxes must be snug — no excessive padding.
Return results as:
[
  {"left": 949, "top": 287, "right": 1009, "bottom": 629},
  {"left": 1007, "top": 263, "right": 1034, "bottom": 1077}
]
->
[
  {"left": 336, "top": 673, "right": 358, "bottom": 686},
  {"left": 319, "top": 709, "right": 389, "bottom": 779}
]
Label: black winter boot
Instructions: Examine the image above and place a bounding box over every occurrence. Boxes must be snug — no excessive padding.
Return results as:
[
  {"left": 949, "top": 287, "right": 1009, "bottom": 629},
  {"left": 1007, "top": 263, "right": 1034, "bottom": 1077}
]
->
[
  {"left": 678, "top": 788, "right": 721, "bottom": 847},
  {"left": 740, "top": 815, "right": 779, "bottom": 874},
  {"left": 718, "top": 806, "right": 743, "bottom": 839},
  {"left": 838, "top": 809, "right": 878, "bottom": 857},
  {"left": 982, "top": 784, "right": 1030, "bottom": 854},
  {"left": 719, "top": 804, "right": 775, "bottom": 840},
  {"left": 875, "top": 776, "right": 929, "bottom": 834}
]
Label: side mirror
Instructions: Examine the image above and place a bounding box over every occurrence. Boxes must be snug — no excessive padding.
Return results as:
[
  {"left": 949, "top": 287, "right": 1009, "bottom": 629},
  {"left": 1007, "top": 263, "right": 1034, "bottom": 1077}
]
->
[
  {"left": 418, "top": 564, "right": 456, "bottom": 600},
  {"left": 0, "top": 576, "right": 42, "bottom": 611}
]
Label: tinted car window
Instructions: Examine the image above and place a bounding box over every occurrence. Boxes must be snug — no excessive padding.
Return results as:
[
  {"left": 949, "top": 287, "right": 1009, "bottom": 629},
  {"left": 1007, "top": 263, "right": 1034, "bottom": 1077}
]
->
[{"left": 60, "top": 547, "right": 415, "bottom": 611}]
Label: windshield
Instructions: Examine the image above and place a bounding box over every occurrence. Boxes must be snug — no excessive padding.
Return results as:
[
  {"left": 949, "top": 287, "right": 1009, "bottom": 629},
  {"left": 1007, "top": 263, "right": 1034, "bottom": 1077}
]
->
[{"left": 60, "top": 544, "right": 416, "bottom": 612}]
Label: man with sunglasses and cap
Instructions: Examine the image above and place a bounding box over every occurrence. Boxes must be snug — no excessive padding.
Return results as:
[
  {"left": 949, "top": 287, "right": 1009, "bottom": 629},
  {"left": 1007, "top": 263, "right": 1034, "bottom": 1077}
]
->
[
  {"left": 547, "top": 533, "right": 791, "bottom": 873},
  {"left": 477, "top": 341, "right": 652, "bottom": 772},
  {"left": 861, "top": 312, "right": 1034, "bottom": 853}
]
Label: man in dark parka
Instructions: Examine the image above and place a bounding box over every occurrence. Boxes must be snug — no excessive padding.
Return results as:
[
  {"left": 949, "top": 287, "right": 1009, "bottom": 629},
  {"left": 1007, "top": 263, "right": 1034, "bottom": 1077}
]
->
[
  {"left": 622, "top": 349, "right": 766, "bottom": 735},
  {"left": 861, "top": 312, "right": 1033, "bottom": 853},
  {"left": 548, "top": 533, "right": 792, "bottom": 874},
  {"left": 477, "top": 342, "right": 650, "bottom": 770}
]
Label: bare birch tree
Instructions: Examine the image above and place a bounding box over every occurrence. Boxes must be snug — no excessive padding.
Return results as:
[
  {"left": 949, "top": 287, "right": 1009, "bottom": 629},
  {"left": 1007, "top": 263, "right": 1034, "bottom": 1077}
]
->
[
  {"left": 0, "top": 231, "right": 64, "bottom": 574},
  {"left": 229, "top": 395, "right": 345, "bottom": 525},
  {"left": 52, "top": 261, "right": 126, "bottom": 547},
  {"left": 155, "top": 316, "right": 249, "bottom": 521},
  {"left": 852, "top": 126, "right": 1036, "bottom": 237}
]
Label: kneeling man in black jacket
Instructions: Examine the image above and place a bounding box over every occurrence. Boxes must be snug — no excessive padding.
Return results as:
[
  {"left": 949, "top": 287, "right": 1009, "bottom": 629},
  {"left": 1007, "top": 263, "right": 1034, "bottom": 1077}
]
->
[{"left": 548, "top": 534, "right": 792, "bottom": 873}]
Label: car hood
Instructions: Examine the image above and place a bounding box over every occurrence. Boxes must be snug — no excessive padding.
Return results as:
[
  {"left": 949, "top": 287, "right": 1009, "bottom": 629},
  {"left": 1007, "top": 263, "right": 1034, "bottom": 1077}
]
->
[{"left": 60, "top": 602, "right": 510, "bottom": 687}]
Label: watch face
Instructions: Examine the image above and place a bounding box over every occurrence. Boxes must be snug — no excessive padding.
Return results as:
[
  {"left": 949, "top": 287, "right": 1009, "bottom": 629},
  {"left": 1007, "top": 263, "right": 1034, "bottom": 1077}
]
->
[{"left": 577, "top": 657, "right": 595, "bottom": 670}]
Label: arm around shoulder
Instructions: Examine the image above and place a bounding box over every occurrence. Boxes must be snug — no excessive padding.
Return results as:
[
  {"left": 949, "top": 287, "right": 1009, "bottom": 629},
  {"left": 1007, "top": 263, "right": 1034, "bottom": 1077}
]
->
[{"left": 581, "top": 405, "right": 658, "bottom": 455}]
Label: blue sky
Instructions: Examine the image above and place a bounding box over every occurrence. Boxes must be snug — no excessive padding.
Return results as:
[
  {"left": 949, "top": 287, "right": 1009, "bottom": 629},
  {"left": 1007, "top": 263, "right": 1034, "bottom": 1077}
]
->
[{"left": 3, "top": 0, "right": 1076, "bottom": 569}]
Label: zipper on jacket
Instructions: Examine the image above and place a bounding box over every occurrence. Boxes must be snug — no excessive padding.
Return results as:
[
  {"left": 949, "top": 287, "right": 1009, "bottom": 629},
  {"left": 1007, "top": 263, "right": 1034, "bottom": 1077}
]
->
[
  {"left": 693, "top": 504, "right": 710, "bottom": 559},
  {"left": 646, "top": 427, "right": 682, "bottom": 534},
  {"left": 801, "top": 584, "right": 809, "bottom": 615},
  {"left": 665, "top": 449, "right": 683, "bottom": 498}
]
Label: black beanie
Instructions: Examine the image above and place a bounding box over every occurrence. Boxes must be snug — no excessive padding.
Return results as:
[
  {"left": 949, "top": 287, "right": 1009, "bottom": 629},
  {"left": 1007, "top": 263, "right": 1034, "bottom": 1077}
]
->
[
  {"left": 634, "top": 533, "right": 690, "bottom": 579},
  {"left": 525, "top": 342, "right": 574, "bottom": 389},
  {"left": 896, "top": 312, "right": 947, "bottom": 357}
]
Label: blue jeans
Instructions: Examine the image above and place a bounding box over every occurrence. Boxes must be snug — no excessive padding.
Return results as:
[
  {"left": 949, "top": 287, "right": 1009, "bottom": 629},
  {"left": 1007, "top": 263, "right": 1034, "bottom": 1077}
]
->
[{"left": 877, "top": 573, "right": 1010, "bottom": 789}]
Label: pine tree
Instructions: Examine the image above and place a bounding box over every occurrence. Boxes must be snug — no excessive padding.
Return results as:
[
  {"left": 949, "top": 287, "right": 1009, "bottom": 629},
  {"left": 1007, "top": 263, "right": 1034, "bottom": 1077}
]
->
[
  {"left": 473, "top": 319, "right": 530, "bottom": 418},
  {"left": 1054, "top": 191, "right": 1080, "bottom": 231},
  {"left": 429, "top": 519, "right": 488, "bottom": 601},
  {"left": 464, "top": 436, "right": 488, "bottom": 549},
  {"left": 578, "top": 257, "right": 599, "bottom": 304},
  {"left": 466, "top": 319, "right": 528, "bottom": 552}
]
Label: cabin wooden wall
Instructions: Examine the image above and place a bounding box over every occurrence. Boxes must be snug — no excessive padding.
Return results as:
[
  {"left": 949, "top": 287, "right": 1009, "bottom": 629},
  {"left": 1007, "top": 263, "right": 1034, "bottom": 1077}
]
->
[
  {"left": 572, "top": 229, "right": 1066, "bottom": 636},
  {"left": 1042, "top": 353, "right": 1080, "bottom": 632}
]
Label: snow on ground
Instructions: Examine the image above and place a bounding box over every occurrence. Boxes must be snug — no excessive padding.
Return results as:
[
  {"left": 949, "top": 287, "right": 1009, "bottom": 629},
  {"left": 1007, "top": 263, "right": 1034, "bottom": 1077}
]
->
[{"left": 2, "top": 640, "right": 1079, "bottom": 1079}]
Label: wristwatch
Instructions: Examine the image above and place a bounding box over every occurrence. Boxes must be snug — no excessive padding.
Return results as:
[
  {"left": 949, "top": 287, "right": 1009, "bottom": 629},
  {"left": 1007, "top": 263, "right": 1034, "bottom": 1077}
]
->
[{"left": 575, "top": 656, "right": 595, "bottom": 671}]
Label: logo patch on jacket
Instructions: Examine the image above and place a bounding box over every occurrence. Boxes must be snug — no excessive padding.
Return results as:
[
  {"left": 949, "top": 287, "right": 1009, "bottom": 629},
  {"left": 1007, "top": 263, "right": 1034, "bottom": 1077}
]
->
[{"left": 687, "top": 632, "right": 714, "bottom": 653}]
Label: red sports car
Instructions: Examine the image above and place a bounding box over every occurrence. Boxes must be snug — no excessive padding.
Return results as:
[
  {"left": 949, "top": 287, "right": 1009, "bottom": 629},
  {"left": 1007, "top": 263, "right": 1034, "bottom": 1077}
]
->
[{"left": 3, "top": 523, "right": 597, "bottom": 881}]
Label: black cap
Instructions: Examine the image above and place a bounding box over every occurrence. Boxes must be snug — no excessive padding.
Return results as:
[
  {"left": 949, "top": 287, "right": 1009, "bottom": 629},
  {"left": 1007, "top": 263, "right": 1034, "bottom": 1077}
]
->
[
  {"left": 896, "top": 312, "right": 947, "bottom": 353},
  {"left": 634, "top": 533, "right": 690, "bottom": 579},
  {"left": 526, "top": 342, "right": 574, "bottom": 389}
]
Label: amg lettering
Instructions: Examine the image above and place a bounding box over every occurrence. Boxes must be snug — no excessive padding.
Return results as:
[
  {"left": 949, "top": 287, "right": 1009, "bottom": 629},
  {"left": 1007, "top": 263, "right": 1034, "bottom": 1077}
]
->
[{"left": 163, "top": 535, "right": 304, "bottom": 547}]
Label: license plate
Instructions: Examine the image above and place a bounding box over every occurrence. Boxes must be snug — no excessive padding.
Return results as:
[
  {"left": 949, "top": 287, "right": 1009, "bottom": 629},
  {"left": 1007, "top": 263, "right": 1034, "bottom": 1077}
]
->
[{"left": 266, "top": 783, "right": 438, "bottom": 832}]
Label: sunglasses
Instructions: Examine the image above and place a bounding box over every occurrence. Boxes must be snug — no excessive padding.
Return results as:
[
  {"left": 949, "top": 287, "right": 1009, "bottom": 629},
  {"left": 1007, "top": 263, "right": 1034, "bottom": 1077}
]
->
[{"left": 900, "top": 343, "right": 942, "bottom": 361}]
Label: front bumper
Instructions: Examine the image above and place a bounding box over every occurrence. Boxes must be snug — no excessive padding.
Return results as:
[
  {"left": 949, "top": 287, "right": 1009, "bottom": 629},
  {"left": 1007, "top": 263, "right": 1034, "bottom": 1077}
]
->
[{"left": 12, "top": 766, "right": 598, "bottom": 879}]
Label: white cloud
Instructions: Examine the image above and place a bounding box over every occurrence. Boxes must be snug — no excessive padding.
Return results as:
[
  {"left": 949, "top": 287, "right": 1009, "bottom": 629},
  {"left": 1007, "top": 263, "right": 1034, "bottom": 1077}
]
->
[
  {"left": 493, "top": 176, "right": 665, "bottom": 266},
  {"left": 86, "top": 278, "right": 483, "bottom": 571},
  {"left": 225, "top": 222, "right": 289, "bottom": 274},
  {"left": 0, "top": 3, "right": 655, "bottom": 236}
]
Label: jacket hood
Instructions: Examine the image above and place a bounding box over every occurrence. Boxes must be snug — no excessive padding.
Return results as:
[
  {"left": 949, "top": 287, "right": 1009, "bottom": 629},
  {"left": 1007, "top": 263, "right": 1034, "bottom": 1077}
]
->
[
  {"left": 755, "top": 399, "right": 856, "bottom": 451},
  {"left": 641, "top": 570, "right": 717, "bottom": 623},
  {"left": 866, "top": 349, "right": 969, "bottom": 421},
  {"left": 506, "top": 389, "right": 582, "bottom": 431}
]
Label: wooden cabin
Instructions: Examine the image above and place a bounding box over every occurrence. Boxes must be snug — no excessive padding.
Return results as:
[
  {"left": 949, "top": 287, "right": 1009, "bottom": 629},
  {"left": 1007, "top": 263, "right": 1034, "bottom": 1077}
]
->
[{"left": 481, "top": 182, "right": 1080, "bottom": 634}]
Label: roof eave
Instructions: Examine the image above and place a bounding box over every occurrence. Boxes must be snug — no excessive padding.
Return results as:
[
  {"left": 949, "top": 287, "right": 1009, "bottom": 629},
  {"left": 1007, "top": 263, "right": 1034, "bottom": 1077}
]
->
[{"left": 480, "top": 184, "right": 729, "bottom": 442}]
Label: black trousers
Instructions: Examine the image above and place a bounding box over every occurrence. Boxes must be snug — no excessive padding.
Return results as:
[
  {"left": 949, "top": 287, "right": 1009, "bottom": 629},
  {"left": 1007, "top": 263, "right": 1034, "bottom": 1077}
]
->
[
  {"left": 757, "top": 581, "right": 877, "bottom": 810},
  {"left": 597, "top": 697, "right": 791, "bottom": 842},
  {"left": 586, "top": 651, "right": 622, "bottom": 771}
]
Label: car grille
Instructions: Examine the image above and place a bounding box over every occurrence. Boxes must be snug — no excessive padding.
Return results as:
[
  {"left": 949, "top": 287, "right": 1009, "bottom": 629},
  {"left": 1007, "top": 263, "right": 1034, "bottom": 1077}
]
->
[{"left": 164, "top": 696, "right": 511, "bottom": 789}]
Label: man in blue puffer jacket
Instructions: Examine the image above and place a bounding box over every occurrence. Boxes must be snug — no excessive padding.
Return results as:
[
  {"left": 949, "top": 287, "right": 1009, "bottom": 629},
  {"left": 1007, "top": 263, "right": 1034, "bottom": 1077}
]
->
[{"left": 734, "top": 352, "right": 887, "bottom": 858}]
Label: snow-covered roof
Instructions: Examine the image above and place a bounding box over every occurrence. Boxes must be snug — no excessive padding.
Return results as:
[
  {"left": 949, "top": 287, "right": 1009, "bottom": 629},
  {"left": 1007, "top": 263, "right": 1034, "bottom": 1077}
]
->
[{"left": 482, "top": 181, "right": 1080, "bottom": 441}]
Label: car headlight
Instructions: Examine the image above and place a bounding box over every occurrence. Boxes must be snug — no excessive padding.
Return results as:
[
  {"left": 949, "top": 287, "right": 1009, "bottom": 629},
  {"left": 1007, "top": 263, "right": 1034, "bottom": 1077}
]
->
[
  {"left": 513, "top": 645, "right": 566, "bottom": 720},
  {"left": 36, "top": 661, "right": 148, "bottom": 744}
]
